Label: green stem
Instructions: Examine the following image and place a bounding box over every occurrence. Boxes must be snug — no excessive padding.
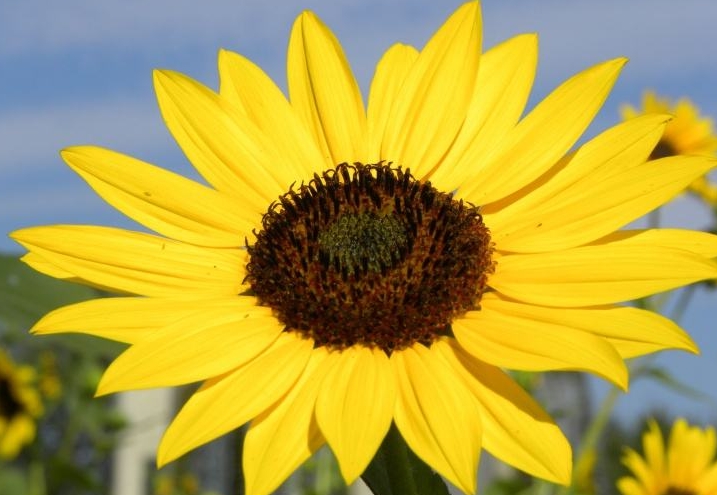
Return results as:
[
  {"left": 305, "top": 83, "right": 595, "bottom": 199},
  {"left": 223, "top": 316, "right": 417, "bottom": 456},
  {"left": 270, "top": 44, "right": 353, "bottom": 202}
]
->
[
  {"left": 670, "top": 284, "right": 696, "bottom": 324},
  {"left": 361, "top": 423, "right": 449, "bottom": 495},
  {"left": 28, "top": 459, "right": 46, "bottom": 495},
  {"left": 557, "top": 384, "right": 622, "bottom": 495}
]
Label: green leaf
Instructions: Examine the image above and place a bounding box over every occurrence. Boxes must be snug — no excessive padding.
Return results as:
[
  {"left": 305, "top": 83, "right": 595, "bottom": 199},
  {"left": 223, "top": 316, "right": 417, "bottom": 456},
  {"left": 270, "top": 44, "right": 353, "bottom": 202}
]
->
[
  {"left": 0, "top": 254, "right": 97, "bottom": 338},
  {"left": 0, "top": 467, "right": 29, "bottom": 495},
  {"left": 361, "top": 423, "right": 450, "bottom": 495}
]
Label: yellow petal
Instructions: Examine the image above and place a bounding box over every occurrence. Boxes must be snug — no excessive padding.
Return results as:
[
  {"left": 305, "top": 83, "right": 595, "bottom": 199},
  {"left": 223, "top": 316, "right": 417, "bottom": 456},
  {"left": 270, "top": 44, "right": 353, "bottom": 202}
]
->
[
  {"left": 62, "top": 146, "right": 255, "bottom": 247},
  {"left": 617, "top": 476, "right": 647, "bottom": 495},
  {"left": 622, "top": 448, "right": 658, "bottom": 493},
  {"left": 491, "top": 244, "right": 717, "bottom": 307},
  {"left": 696, "top": 464, "right": 717, "bottom": 492},
  {"left": 643, "top": 420, "right": 665, "bottom": 473},
  {"left": 477, "top": 293, "right": 697, "bottom": 359},
  {"left": 154, "top": 69, "right": 287, "bottom": 210},
  {"left": 381, "top": 2, "right": 481, "bottom": 178},
  {"left": 430, "top": 33, "right": 538, "bottom": 191},
  {"left": 366, "top": 43, "right": 419, "bottom": 162},
  {"left": 485, "top": 113, "right": 669, "bottom": 218},
  {"left": 315, "top": 346, "right": 395, "bottom": 483},
  {"left": 484, "top": 114, "right": 671, "bottom": 250},
  {"left": 392, "top": 344, "right": 482, "bottom": 494},
  {"left": 593, "top": 228, "right": 717, "bottom": 259},
  {"left": 460, "top": 58, "right": 626, "bottom": 205},
  {"left": 218, "top": 49, "right": 325, "bottom": 176},
  {"left": 453, "top": 302, "right": 628, "bottom": 389},
  {"left": 436, "top": 339, "right": 571, "bottom": 484},
  {"left": 488, "top": 155, "right": 716, "bottom": 253},
  {"left": 287, "top": 11, "right": 367, "bottom": 165},
  {"left": 20, "top": 252, "right": 75, "bottom": 280},
  {"left": 30, "top": 296, "right": 269, "bottom": 345},
  {"left": 11, "top": 226, "right": 246, "bottom": 297},
  {"left": 96, "top": 302, "right": 281, "bottom": 394},
  {"left": 243, "top": 348, "right": 333, "bottom": 495},
  {"left": 158, "top": 332, "right": 313, "bottom": 466}
]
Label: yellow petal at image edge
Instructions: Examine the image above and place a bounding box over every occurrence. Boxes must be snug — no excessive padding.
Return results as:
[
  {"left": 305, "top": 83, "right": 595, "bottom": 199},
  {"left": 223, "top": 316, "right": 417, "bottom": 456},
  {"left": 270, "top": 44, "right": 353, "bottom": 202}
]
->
[
  {"left": 158, "top": 333, "right": 314, "bottom": 466},
  {"left": 11, "top": 225, "right": 246, "bottom": 297},
  {"left": 593, "top": 229, "right": 717, "bottom": 259},
  {"left": 491, "top": 244, "right": 717, "bottom": 307}
]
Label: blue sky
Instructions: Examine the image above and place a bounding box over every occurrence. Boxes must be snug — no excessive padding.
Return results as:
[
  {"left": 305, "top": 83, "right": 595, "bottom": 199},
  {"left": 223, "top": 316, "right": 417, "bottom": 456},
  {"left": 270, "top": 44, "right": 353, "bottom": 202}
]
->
[{"left": 2, "top": 0, "right": 717, "bottom": 427}]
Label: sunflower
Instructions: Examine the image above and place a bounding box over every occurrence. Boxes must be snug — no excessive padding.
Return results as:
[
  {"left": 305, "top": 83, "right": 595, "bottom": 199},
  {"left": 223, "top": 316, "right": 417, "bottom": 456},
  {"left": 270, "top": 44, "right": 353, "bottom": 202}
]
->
[
  {"left": 0, "top": 350, "right": 42, "bottom": 459},
  {"left": 622, "top": 91, "right": 717, "bottom": 204},
  {"left": 618, "top": 419, "right": 717, "bottom": 495},
  {"left": 10, "top": 2, "right": 717, "bottom": 494}
]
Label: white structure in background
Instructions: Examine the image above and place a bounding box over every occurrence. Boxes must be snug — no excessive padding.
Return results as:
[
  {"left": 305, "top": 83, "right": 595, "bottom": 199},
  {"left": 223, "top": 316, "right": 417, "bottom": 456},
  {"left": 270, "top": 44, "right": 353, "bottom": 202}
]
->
[
  {"left": 108, "top": 388, "right": 383, "bottom": 495},
  {"left": 111, "top": 388, "right": 174, "bottom": 495}
]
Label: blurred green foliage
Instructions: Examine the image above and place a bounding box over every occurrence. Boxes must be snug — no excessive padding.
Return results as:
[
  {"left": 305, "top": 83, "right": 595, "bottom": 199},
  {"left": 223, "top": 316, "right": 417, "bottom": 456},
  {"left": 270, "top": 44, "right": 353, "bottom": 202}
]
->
[{"left": 0, "top": 254, "right": 126, "bottom": 495}]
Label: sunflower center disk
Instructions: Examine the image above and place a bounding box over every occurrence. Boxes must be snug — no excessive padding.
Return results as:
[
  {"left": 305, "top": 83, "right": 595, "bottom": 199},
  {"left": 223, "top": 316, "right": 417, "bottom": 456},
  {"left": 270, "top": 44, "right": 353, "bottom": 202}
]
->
[
  {"left": 246, "top": 163, "right": 494, "bottom": 353},
  {"left": 0, "top": 378, "right": 21, "bottom": 419}
]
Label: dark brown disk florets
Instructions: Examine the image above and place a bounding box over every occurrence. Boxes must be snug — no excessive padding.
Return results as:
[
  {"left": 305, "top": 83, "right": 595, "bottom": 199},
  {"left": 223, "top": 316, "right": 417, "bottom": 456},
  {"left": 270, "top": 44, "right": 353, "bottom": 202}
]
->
[
  {"left": 0, "top": 377, "right": 21, "bottom": 419},
  {"left": 663, "top": 488, "right": 696, "bottom": 495},
  {"left": 245, "top": 162, "right": 494, "bottom": 353}
]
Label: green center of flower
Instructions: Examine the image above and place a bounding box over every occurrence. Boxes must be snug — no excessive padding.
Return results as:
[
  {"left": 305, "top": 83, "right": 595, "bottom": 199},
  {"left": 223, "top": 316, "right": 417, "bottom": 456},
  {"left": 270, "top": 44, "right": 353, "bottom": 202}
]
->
[
  {"left": 246, "top": 162, "right": 494, "bottom": 353},
  {"left": 317, "top": 213, "right": 408, "bottom": 276},
  {"left": 0, "top": 377, "right": 21, "bottom": 419}
]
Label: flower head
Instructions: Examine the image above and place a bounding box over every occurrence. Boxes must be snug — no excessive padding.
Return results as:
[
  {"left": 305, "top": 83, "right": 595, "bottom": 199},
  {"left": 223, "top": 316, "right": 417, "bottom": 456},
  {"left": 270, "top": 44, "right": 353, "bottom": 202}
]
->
[
  {"left": 11, "top": 2, "right": 717, "bottom": 494},
  {"left": 0, "top": 350, "right": 42, "bottom": 459},
  {"left": 622, "top": 91, "right": 717, "bottom": 204},
  {"left": 618, "top": 419, "right": 717, "bottom": 495}
]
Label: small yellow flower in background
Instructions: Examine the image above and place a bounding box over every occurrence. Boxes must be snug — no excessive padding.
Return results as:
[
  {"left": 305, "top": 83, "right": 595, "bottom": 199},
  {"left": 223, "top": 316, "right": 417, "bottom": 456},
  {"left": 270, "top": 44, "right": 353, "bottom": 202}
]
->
[
  {"left": 0, "top": 350, "right": 42, "bottom": 460},
  {"left": 622, "top": 91, "right": 717, "bottom": 205},
  {"left": 618, "top": 419, "right": 717, "bottom": 495},
  {"left": 10, "top": 1, "right": 717, "bottom": 494}
]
